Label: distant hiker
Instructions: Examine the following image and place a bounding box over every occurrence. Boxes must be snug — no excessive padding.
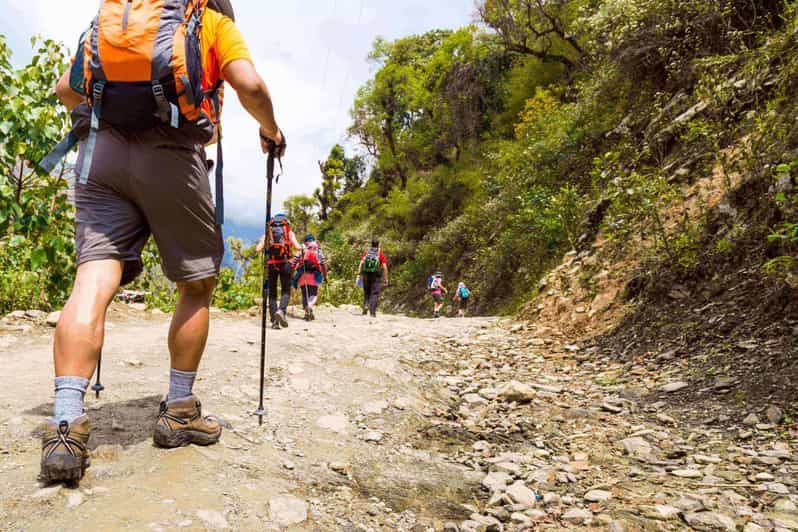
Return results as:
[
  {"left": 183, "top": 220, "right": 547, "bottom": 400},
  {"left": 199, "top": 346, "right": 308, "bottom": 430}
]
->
[
  {"left": 294, "top": 235, "right": 327, "bottom": 321},
  {"left": 357, "top": 240, "right": 389, "bottom": 318},
  {"left": 256, "top": 214, "right": 301, "bottom": 329},
  {"left": 454, "top": 282, "right": 471, "bottom": 318},
  {"left": 40, "top": 0, "right": 286, "bottom": 484},
  {"left": 428, "top": 272, "right": 447, "bottom": 318}
]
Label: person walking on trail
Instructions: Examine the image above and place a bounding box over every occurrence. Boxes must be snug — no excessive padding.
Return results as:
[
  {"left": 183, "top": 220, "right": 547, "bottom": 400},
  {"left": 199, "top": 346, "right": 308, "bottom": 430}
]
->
[
  {"left": 357, "top": 240, "right": 389, "bottom": 318},
  {"left": 429, "top": 272, "right": 447, "bottom": 318},
  {"left": 294, "top": 235, "right": 327, "bottom": 321},
  {"left": 256, "top": 214, "right": 301, "bottom": 330},
  {"left": 40, "top": 0, "right": 286, "bottom": 484},
  {"left": 454, "top": 282, "right": 471, "bottom": 318}
]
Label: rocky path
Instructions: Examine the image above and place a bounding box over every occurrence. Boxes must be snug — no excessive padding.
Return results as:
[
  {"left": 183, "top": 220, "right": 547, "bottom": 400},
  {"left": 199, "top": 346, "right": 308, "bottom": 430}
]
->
[{"left": 0, "top": 306, "right": 796, "bottom": 531}]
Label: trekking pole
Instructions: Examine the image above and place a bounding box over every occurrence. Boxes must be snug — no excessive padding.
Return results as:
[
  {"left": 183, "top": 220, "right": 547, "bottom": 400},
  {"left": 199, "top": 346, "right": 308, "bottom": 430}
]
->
[
  {"left": 92, "top": 350, "right": 105, "bottom": 398},
  {"left": 254, "top": 139, "right": 280, "bottom": 426}
]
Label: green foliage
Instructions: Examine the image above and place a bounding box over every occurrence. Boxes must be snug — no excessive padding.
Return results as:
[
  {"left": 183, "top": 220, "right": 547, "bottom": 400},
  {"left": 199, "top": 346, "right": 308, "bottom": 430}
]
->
[{"left": 0, "top": 37, "right": 74, "bottom": 313}]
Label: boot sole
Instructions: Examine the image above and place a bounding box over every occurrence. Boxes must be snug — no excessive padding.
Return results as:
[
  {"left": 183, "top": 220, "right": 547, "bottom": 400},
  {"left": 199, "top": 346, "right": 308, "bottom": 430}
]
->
[
  {"left": 153, "top": 425, "right": 222, "bottom": 449},
  {"left": 40, "top": 453, "right": 89, "bottom": 484}
]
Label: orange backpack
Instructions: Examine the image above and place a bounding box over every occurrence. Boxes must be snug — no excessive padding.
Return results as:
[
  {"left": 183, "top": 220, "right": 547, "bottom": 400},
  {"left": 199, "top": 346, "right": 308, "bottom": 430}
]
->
[{"left": 41, "top": 0, "right": 230, "bottom": 222}]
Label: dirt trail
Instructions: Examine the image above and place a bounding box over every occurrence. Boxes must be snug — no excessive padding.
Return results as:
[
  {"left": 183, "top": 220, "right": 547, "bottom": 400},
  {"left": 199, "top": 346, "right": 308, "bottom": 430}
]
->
[
  {"left": 1, "top": 305, "right": 796, "bottom": 531},
  {"left": 0, "top": 305, "right": 495, "bottom": 530}
]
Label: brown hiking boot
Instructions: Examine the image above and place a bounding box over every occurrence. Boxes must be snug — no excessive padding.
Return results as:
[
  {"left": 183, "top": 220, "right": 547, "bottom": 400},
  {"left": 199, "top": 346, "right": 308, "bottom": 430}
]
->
[
  {"left": 153, "top": 395, "right": 222, "bottom": 448},
  {"left": 40, "top": 415, "right": 91, "bottom": 484}
]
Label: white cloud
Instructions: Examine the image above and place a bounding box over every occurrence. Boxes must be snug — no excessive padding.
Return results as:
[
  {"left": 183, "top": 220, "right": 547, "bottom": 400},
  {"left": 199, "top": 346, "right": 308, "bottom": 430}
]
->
[{"left": 0, "top": 0, "right": 474, "bottom": 227}]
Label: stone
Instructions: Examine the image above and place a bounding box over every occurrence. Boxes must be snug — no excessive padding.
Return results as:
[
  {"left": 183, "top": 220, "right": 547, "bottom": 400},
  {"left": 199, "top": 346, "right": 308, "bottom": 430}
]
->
[
  {"left": 492, "top": 462, "right": 521, "bottom": 476},
  {"left": 766, "top": 405, "right": 784, "bottom": 425},
  {"left": 66, "top": 491, "right": 84, "bottom": 508},
  {"left": 661, "top": 381, "right": 689, "bottom": 393},
  {"left": 469, "top": 514, "right": 501, "bottom": 530},
  {"left": 317, "top": 414, "right": 349, "bottom": 434},
  {"left": 743, "top": 523, "right": 766, "bottom": 532},
  {"left": 497, "top": 381, "right": 536, "bottom": 403},
  {"left": 532, "top": 383, "right": 563, "bottom": 394},
  {"left": 620, "top": 437, "right": 652, "bottom": 456},
  {"left": 694, "top": 454, "right": 722, "bottom": 465},
  {"left": 364, "top": 430, "right": 383, "bottom": 443},
  {"left": 462, "top": 393, "right": 487, "bottom": 406},
  {"left": 683, "top": 512, "right": 736, "bottom": 531},
  {"left": 542, "top": 492, "right": 561, "bottom": 506},
  {"left": 123, "top": 359, "right": 144, "bottom": 367},
  {"left": 672, "top": 469, "right": 703, "bottom": 479},
  {"left": 767, "top": 483, "right": 790, "bottom": 495},
  {"left": 743, "top": 413, "right": 760, "bottom": 426},
  {"left": 773, "top": 514, "right": 798, "bottom": 529},
  {"left": 329, "top": 462, "right": 349, "bottom": 475},
  {"left": 584, "top": 490, "right": 612, "bottom": 503},
  {"left": 196, "top": 510, "right": 230, "bottom": 530},
  {"left": 652, "top": 505, "right": 680, "bottom": 520},
  {"left": 269, "top": 496, "right": 308, "bottom": 527},
  {"left": 562, "top": 508, "right": 592, "bottom": 525},
  {"left": 362, "top": 400, "right": 389, "bottom": 414},
  {"left": 46, "top": 311, "right": 61, "bottom": 327},
  {"left": 482, "top": 472, "right": 512, "bottom": 493},
  {"left": 608, "top": 520, "right": 628, "bottom": 532},
  {"left": 775, "top": 499, "right": 798, "bottom": 515},
  {"left": 505, "top": 481, "right": 537, "bottom": 508},
  {"left": 32, "top": 485, "right": 62, "bottom": 499},
  {"left": 673, "top": 497, "right": 704, "bottom": 512}
]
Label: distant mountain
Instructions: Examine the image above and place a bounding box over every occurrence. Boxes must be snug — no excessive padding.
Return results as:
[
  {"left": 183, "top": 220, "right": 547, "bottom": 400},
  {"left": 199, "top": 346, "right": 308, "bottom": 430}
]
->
[{"left": 221, "top": 220, "right": 263, "bottom": 269}]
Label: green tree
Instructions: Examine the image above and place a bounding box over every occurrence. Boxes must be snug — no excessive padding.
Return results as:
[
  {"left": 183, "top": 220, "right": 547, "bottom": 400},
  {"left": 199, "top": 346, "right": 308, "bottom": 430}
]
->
[
  {"left": 284, "top": 194, "right": 317, "bottom": 236},
  {"left": 477, "top": 0, "right": 586, "bottom": 69},
  {"left": 0, "top": 36, "right": 74, "bottom": 312}
]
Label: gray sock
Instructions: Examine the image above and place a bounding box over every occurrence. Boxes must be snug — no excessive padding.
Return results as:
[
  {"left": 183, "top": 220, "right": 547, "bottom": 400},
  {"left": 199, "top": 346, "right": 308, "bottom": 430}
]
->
[
  {"left": 167, "top": 368, "right": 196, "bottom": 401},
  {"left": 54, "top": 376, "right": 90, "bottom": 423}
]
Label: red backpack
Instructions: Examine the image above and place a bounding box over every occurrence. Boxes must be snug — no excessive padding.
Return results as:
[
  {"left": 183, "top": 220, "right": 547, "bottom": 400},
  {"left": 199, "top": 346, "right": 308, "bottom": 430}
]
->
[{"left": 267, "top": 217, "right": 291, "bottom": 264}]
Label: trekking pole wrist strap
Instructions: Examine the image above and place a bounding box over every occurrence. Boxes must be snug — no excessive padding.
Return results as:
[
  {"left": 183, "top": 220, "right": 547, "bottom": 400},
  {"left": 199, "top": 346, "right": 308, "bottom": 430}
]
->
[{"left": 261, "top": 129, "right": 286, "bottom": 150}]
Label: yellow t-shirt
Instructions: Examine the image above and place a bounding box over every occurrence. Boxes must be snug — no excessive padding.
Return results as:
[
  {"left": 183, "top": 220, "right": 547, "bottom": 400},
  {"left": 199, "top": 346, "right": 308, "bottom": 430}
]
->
[
  {"left": 201, "top": 8, "right": 252, "bottom": 122},
  {"left": 201, "top": 8, "right": 251, "bottom": 87}
]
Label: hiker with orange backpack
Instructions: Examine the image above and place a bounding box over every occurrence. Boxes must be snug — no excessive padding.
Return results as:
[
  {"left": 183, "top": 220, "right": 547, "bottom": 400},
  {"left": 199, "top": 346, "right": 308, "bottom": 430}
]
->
[
  {"left": 256, "top": 214, "right": 301, "bottom": 329},
  {"left": 38, "top": 0, "right": 286, "bottom": 484}
]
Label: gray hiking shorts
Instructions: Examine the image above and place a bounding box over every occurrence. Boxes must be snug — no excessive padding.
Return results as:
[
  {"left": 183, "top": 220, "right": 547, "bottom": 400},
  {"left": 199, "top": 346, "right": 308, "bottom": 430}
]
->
[{"left": 74, "top": 127, "right": 223, "bottom": 285}]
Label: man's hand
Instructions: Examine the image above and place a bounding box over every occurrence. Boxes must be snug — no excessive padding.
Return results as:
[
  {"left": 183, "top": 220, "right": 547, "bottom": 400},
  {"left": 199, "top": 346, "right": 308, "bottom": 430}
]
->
[{"left": 260, "top": 128, "right": 286, "bottom": 157}]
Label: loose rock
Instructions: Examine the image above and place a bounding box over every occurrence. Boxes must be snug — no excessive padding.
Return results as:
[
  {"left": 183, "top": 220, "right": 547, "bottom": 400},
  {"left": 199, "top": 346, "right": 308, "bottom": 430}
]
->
[{"left": 269, "top": 496, "right": 309, "bottom": 527}]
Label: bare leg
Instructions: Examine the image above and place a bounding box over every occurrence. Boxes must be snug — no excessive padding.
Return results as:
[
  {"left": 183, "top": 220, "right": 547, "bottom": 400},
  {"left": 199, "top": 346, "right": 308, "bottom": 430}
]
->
[
  {"left": 54, "top": 260, "right": 123, "bottom": 379},
  {"left": 169, "top": 277, "right": 216, "bottom": 372}
]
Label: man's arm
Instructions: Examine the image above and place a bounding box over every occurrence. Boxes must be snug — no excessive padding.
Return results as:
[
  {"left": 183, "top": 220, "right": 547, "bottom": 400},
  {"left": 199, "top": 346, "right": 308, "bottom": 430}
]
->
[
  {"left": 55, "top": 69, "right": 83, "bottom": 111},
  {"left": 223, "top": 59, "right": 284, "bottom": 155},
  {"left": 382, "top": 263, "right": 389, "bottom": 285},
  {"left": 256, "top": 235, "right": 266, "bottom": 254}
]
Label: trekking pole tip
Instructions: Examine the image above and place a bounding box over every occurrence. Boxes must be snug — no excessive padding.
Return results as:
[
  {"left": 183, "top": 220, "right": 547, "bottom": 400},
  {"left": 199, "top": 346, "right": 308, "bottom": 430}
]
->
[
  {"left": 92, "top": 383, "right": 105, "bottom": 399},
  {"left": 253, "top": 407, "right": 265, "bottom": 426}
]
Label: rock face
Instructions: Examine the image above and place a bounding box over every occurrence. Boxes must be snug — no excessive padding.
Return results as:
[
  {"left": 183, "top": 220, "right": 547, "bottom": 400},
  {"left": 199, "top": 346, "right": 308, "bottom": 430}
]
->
[{"left": 269, "top": 496, "right": 309, "bottom": 527}]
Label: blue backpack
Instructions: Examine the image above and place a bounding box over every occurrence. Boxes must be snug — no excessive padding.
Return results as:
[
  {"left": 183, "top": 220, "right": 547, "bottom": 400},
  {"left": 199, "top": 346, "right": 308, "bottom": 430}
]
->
[{"left": 458, "top": 286, "right": 471, "bottom": 299}]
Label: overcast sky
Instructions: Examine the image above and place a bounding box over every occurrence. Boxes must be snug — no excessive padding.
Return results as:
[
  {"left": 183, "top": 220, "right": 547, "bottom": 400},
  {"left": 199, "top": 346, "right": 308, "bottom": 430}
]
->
[{"left": 0, "top": 0, "right": 475, "bottom": 227}]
